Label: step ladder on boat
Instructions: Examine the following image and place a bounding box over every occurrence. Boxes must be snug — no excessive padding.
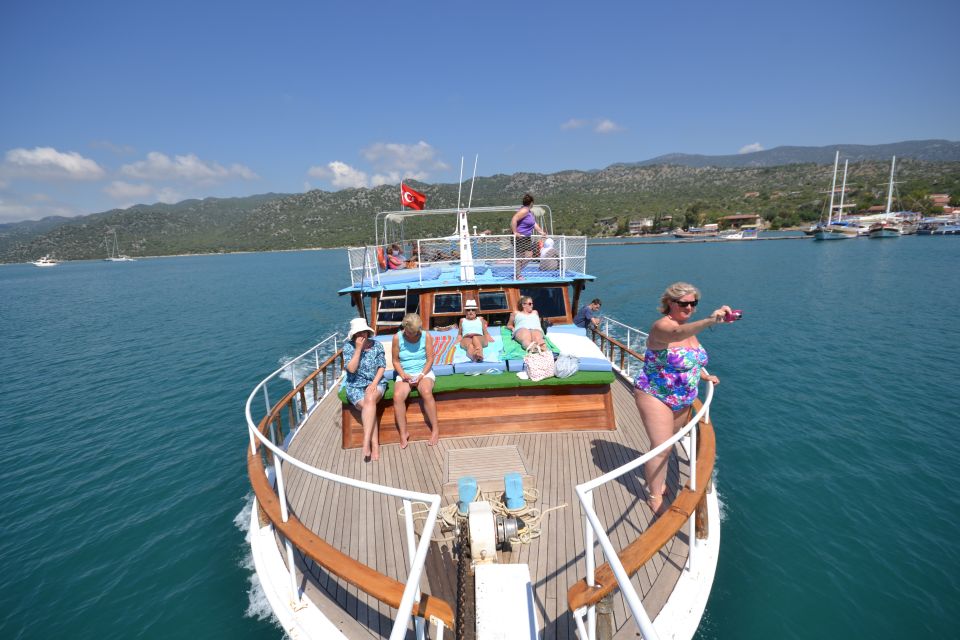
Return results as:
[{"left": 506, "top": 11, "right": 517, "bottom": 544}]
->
[{"left": 376, "top": 291, "right": 408, "bottom": 328}]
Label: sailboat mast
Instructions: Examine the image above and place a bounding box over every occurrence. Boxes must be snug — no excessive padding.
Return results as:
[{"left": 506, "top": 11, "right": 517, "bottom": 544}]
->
[
  {"left": 885, "top": 156, "right": 896, "bottom": 215},
  {"left": 827, "top": 151, "right": 839, "bottom": 225},
  {"left": 837, "top": 160, "right": 849, "bottom": 221}
]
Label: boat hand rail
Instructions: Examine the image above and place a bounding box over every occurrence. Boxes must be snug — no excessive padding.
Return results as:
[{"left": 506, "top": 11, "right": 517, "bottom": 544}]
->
[
  {"left": 347, "top": 233, "right": 589, "bottom": 288},
  {"left": 245, "top": 336, "right": 455, "bottom": 637},
  {"left": 567, "top": 381, "right": 717, "bottom": 640},
  {"left": 589, "top": 319, "right": 648, "bottom": 377}
]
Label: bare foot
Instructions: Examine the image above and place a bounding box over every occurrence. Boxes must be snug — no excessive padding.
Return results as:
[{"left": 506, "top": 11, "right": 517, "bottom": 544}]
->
[
  {"left": 428, "top": 432, "right": 439, "bottom": 446},
  {"left": 399, "top": 432, "right": 409, "bottom": 449},
  {"left": 371, "top": 444, "right": 380, "bottom": 461},
  {"left": 647, "top": 493, "right": 666, "bottom": 517}
]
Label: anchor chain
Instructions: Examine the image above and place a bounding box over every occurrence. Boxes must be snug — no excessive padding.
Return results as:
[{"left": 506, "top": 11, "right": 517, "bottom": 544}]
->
[{"left": 455, "top": 524, "right": 475, "bottom": 640}]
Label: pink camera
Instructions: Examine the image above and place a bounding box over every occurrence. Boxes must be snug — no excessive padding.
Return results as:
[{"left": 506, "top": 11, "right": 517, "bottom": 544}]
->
[{"left": 724, "top": 310, "right": 743, "bottom": 323}]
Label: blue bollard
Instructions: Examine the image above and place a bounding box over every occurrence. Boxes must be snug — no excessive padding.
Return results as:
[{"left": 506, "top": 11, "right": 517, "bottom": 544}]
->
[
  {"left": 457, "top": 477, "right": 478, "bottom": 515},
  {"left": 504, "top": 472, "right": 525, "bottom": 510}
]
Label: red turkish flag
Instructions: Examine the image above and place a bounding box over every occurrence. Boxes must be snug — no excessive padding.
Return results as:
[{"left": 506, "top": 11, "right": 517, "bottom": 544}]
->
[{"left": 401, "top": 183, "right": 426, "bottom": 210}]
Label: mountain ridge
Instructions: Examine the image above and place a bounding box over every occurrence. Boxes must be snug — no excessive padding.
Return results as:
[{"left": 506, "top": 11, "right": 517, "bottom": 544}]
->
[{"left": 2, "top": 140, "right": 959, "bottom": 262}]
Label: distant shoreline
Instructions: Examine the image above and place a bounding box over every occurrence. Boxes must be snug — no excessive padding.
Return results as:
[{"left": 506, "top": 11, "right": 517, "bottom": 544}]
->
[{"left": 8, "top": 233, "right": 814, "bottom": 265}]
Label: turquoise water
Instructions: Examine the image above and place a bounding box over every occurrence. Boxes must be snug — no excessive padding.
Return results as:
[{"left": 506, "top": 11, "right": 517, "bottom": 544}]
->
[{"left": 1, "top": 238, "right": 958, "bottom": 638}]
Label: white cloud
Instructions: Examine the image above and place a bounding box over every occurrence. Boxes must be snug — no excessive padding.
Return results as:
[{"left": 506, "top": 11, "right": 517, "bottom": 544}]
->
[
  {"left": 155, "top": 187, "right": 182, "bottom": 204},
  {"left": 739, "top": 143, "right": 764, "bottom": 154},
  {"left": 307, "top": 161, "right": 369, "bottom": 189},
  {"left": 104, "top": 181, "right": 154, "bottom": 200},
  {"left": 561, "top": 118, "right": 624, "bottom": 134},
  {"left": 0, "top": 194, "right": 76, "bottom": 223},
  {"left": 3, "top": 147, "right": 105, "bottom": 180},
  {"left": 361, "top": 141, "right": 446, "bottom": 175},
  {"left": 120, "top": 152, "right": 258, "bottom": 184},
  {"left": 561, "top": 118, "right": 588, "bottom": 130},
  {"left": 309, "top": 141, "right": 446, "bottom": 190},
  {"left": 594, "top": 119, "right": 623, "bottom": 134}
]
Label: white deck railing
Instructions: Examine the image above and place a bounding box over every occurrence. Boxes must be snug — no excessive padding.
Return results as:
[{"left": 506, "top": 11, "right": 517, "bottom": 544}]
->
[
  {"left": 347, "top": 234, "right": 588, "bottom": 288},
  {"left": 571, "top": 372, "right": 714, "bottom": 640},
  {"left": 246, "top": 318, "right": 710, "bottom": 640},
  {"left": 244, "top": 334, "right": 445, "bottom": 640}
]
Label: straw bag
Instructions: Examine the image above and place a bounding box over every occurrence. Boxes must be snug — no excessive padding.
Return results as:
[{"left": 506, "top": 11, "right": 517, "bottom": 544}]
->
[{"left": 523, "top": 344, "right": 555, "bottom": 382}]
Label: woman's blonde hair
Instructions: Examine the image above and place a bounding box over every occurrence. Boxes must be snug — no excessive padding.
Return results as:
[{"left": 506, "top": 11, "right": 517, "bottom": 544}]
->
[
  {"left": 401, "top": 313, "right": 422, "bottom": 333},
  {"left": 659, "top": 282, "right": 700, "bottom": 314},
  {"left": 517, "top": 295, "right": 534, "bottom": 310}
]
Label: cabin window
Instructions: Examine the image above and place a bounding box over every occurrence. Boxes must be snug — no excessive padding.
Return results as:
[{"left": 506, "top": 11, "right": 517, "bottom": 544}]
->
[
  {"left": 478, "top": 291, "right": 507, "bottom": 311},
  {"left": 521, "top": 287, "right": 565, "bottom": 317},
  {"left": 433, "top": 293, "right": 462, "bottom": 315}
]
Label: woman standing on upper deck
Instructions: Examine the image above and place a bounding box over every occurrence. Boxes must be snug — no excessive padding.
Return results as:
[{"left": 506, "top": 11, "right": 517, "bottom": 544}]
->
[
  {"left": 508, "top": 295, "right": 548, "bottom": 352},
  {"left": 392, "top": 313, "right": 440, "bottom": 447},
  {"left": 511, "top": 193, "right": 544, "bottom": 278},
  {"left": 634, "top": 282, "right": 731, "bottom": 515},
  {"left": 342, "top": 317, "right": 387, "bottom": 462}
]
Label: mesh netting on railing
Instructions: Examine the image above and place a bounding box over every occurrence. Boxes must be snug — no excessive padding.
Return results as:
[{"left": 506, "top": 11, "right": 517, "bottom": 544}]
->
[
  {"left": 346, "top": 234, "right": 589, "bottom": 287},
  {"left": 347, "top": 247, "right": 380, "bottom": 287},
  {"left": 595, "top": 317, "right": 648, "bottom": 378}
]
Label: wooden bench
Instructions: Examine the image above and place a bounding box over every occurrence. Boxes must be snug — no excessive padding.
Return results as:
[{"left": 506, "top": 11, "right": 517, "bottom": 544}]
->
[{"left": 341, "top": 373, "right": 616, "bottom": 449}]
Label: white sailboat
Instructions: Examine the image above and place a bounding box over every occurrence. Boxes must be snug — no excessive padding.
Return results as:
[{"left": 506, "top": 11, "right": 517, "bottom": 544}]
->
[
  {"left": 814, "top": 152, "right": 857, "bottom": 240},
  {"left": 104, "top": 230, "right": 136, "bottom": 262},
  {"left": 868, "top": 156, "right": 902, "bottom": 239}
]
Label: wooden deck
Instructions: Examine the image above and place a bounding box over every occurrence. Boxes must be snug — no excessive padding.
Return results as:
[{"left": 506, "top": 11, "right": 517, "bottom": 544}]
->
[{"left": 279, "top": 376, "right": 690, "bottom": 639}]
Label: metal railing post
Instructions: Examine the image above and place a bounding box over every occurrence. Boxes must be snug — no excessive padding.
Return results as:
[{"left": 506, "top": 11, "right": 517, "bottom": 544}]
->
[
  {"left": 402, "top": 499, "right": 426, "bottom": 640},
  {"left": 584, "top": 490, "right": 597, "bottom": 640}
]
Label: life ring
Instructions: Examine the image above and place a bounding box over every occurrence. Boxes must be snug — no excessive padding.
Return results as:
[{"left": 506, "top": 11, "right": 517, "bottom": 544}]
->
[{"left": 376, "top": 246, "right": 387, "bottom": 270}]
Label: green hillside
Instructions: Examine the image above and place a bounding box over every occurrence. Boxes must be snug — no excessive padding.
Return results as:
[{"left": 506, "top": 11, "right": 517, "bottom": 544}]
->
[{"left": 2, "top": 159, "right": 959, "bottom": 263}]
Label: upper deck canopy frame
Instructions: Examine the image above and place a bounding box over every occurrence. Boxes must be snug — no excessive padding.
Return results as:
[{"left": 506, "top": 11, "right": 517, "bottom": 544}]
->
[{"left": 375, "top": 205, "right": 554, "bottom": 248}]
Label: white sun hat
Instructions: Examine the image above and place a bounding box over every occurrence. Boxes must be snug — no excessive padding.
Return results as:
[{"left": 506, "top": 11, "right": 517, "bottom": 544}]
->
[
  {"left": 347, "top": 317, "right": 375, "bottom": 340},
  {"left": 464, "top": 299, "right": 478, "bottom": 309}
]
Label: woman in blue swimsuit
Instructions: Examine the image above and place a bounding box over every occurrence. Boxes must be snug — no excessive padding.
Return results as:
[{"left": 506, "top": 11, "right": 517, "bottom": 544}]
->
[
  {"left": 457, "top": 299, "right": 494, "bottom": 362},
  {"left": 508, "top": 296, "right": 547, "bottom": 351},
  {"left": 634, "top": 282, "right": 732, "bottom": 515}
]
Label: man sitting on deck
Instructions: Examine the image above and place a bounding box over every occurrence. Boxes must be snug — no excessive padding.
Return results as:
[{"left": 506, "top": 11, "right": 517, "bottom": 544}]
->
[{"left": 573, "top": 299, "right": 602, "bottom": 330}]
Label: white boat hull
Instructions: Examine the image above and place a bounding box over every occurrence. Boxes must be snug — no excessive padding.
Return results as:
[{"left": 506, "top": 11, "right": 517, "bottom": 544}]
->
[{"left": 813, "top": 228, "right": 855, "bottom": 240}]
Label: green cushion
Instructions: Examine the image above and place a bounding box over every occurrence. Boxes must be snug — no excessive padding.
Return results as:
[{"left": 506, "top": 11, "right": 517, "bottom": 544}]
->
[
  {"left": 339, "top": 370, "right": 614, "bottom": 404},
  {"left": 499, "top": 326, "right": 559, "bottom": 359}
]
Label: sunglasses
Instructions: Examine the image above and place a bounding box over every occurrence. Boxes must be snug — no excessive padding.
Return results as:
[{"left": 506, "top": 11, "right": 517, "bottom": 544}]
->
[{"left": 674, "top": 299, "right": 698, "bottom": 308}]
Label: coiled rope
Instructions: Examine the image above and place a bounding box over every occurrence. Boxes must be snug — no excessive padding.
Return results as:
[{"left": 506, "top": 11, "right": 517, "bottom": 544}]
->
[{"left": 400, "top": 487, "right": 567, "bottom": 545}]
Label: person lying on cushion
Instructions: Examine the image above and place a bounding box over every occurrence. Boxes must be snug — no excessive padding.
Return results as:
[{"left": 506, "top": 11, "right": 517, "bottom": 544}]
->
[
  {"left": 507, "top": 295, "right": 547, "bottom": 352},
  {"left": 457, "top": 299, "right": 494, "bottom": 362}
]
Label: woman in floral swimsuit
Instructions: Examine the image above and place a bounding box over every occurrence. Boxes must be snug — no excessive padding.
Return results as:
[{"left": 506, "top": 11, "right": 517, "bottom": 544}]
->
[
  {"left": 634, "top": 282, "right": 733, "bottom": 515},
  {"left": 342, "top": 317, "right": 387, "bottom": 461}
]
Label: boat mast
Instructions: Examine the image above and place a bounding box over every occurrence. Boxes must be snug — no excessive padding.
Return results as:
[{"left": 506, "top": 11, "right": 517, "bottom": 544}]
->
[
  {"left": 885, "top": 156, "right": 896, "bottom": 215},
  {"left": 458, "top": 155, "right": 478, "bottom": 281},
  {"left": 827, "top": 151, "right": 839, "bottom": 225},
  {"left": 837, "top": 160, "right": 849, "bottom": 221}
]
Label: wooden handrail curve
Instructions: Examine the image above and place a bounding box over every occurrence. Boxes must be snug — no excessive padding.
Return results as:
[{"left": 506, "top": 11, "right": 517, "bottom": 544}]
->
[
  {"left": 247, "top": 352, "right": 455, "bottom": 630},
  {"left": 567, "top": 403, "right": 716, "bottom": 613}
]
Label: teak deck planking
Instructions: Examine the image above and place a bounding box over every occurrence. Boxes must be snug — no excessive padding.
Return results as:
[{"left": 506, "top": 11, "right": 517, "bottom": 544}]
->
[{"left": 278, "top": 376, "right": 689, "bottom": 639}]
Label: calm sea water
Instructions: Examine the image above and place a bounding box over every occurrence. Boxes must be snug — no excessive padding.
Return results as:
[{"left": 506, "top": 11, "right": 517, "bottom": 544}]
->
[{"left": 1, "top": 237, "right": 958, "bottom": 638}]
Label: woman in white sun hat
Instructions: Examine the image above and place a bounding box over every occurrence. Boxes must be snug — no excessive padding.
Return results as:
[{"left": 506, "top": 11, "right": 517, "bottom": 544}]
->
[
  {"left": 457, "top": 299, "right": 494, "bottom": 362},
  {"left": 342, "top": 317, "right": 387, "bottom": 461}
]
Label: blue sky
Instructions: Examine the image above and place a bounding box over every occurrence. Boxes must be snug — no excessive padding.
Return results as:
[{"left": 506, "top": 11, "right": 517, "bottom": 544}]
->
[{"left": 1, "top": 0, "right": 957, "bottom": 223}]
